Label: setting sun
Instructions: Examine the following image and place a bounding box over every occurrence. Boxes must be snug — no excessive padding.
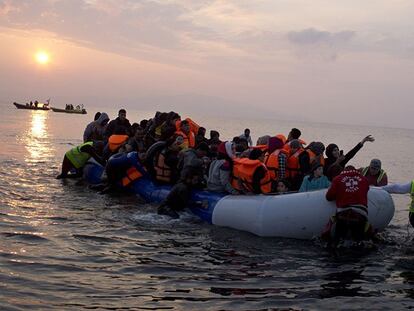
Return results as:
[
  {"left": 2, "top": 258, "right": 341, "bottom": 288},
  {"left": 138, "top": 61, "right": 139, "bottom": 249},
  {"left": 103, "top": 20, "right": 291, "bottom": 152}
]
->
[{"left": 35, "top": 51, "right": 50, "bottom": 65}]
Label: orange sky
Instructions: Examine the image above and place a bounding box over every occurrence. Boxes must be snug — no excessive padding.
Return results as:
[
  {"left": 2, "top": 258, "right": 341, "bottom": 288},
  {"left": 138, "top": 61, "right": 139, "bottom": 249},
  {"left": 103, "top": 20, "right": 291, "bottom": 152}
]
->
[{"left": 1, "top": 1, "right": 414, "bottom": 128}]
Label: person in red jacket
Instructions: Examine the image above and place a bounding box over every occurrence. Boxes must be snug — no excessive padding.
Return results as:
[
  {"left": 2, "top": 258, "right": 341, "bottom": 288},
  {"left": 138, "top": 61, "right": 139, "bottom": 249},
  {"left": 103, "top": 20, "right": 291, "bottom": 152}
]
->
[{"left": 325, "top": 165, "right": 371, "bottom": 244}]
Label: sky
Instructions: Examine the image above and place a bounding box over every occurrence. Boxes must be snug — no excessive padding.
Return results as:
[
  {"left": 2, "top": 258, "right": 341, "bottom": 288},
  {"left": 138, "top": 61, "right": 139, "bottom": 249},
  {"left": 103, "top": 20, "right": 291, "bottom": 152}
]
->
[{"left": 1, "top": 0, "right": 414, "bottom": 128}]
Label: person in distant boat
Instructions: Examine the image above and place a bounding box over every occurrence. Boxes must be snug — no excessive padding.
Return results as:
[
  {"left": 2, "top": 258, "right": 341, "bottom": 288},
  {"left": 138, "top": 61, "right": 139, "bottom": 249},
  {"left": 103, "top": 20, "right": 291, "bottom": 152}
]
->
[
  {"left": 382, "top": 180, "right": 414, "bottom": 227},
  {"left": 359, "top": 159, "right": 388, "bottom": 186},
  {"left": 83, "top": 112, "right": 109, "bottom": 144},
  {"left": 56, "top": 141, "right": 105, "bottom": 179},
  {"left": 299, "top": 162, "right": 331, "bottom": 192},
  {"left": 239, "top": 128, "right": 253, "bottom": 147},
  {"left": 325, "top": 166, "right": 372, "bottom": 244},
  {"left": 324, "top": 135, "right": 375, "bottom": 181},
  {"left": 105, "top": 109, "right": 132, "bottom": 139},
  {"left": 34, "top": 100, "right": 38, "bottom": 108}
]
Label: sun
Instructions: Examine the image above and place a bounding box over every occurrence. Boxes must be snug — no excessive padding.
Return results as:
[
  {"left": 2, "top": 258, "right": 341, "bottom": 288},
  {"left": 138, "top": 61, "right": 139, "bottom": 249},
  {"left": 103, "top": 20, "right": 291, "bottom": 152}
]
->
[{"left": 35, "top": 51, "right": 50, "bottom": 65}]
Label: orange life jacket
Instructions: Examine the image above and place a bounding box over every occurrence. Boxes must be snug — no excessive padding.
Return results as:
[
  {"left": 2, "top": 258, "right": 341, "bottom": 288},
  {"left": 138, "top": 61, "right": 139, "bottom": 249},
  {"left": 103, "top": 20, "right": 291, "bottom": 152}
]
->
[
  {"left": 265, "top": 149, "right": 289, "bottom": 180},
  {"left": 307, "top": 150, "right": 325, "bottom": 166},
  {"left": 121, "top": 167, "right": 143, "bottom": 187},
  {"left": 175, "top": 118, "right": 200, "bottom": 134},
  {"left": 286, "top": 148, "right": 304, "bottom": 178},
  {"left": 231, "top": 158, "right": 271, "bottom": 193},
  {"left": 252, "top": 144, "right": 268, "bottom": 151},
  {"left": 154, "top": 151, "right": 172, "bottom": 183},
  {"left": 175, "top": 130, "right": 195, "bottom": 148},
  {"left": 108, "top": 134, "right": 129, "bottom": 152}
]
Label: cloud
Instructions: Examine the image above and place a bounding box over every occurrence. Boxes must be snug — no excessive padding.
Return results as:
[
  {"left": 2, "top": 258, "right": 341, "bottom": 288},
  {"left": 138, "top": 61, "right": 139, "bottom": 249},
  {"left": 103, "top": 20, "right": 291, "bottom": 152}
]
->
[{"left": 287, "top": 28, "right": 355, "bottom": 46}]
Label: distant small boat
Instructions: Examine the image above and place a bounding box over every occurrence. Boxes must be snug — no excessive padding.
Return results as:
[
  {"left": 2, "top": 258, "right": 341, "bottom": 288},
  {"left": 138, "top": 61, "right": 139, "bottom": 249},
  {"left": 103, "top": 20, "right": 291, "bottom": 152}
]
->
[
  {"left": 13, "top": 102, "right": 50, "bottom": 111},
  {"left": 51, "top": 107, "right": 87, "bottom": 114}
]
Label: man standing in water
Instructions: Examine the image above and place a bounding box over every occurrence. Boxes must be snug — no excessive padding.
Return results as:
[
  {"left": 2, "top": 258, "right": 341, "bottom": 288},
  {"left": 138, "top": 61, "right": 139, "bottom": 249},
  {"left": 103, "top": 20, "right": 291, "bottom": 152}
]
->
[
  {"left": 325, "top": 165, "right": 371, "bottom": 245},
  {"left": 383, "top": 180, "right": 414, "bottom": 227}
]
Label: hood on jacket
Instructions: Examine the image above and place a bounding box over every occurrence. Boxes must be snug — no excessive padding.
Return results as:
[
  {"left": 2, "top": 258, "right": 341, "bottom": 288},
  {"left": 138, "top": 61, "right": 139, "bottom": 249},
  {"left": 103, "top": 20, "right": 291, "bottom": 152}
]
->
[
  {"left": 96, "top": 112, "right": 109, "bottom": 126},
  {"left": 325, "top": 143, "right": 339, "bottom": 159}
]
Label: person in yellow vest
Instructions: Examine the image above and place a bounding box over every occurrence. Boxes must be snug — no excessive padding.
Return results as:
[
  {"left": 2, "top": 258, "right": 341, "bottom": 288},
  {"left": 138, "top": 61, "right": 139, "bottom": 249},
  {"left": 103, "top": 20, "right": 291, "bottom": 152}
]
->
[
  {"left": 382, "top": 180, "right": 414, "bottom": 227},
  {"left": 359, "top": 159, "right": 388, "bottom": 186},
  {"left": 56, "top": 141, "right": 105, "bottom": 179}
]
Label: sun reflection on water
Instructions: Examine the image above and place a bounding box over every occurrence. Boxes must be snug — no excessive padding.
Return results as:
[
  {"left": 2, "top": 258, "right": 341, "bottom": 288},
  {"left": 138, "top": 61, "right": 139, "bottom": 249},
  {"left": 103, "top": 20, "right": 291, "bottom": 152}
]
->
[{"left": 25, "top": 111, "right": 54, "bottom": 162}]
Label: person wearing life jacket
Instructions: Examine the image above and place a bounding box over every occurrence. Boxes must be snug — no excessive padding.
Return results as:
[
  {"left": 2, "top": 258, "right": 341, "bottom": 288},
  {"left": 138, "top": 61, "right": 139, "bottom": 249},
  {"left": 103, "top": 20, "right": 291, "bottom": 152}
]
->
[
  {"left": 264, "top": 136, "right": 287, "bottom": 185},
  {"left": 195, "top": 127, "right": 209, "bottom": 147},
  {"left": 101, "top": 151, "right": 148, "bottom": 193},
  {"left": 325, "top": 166, "right": 372, "bottom": 244},
  {"left": 302, "top": 141, "right": 326, "bottom": 175},
  {"left": 103, "top": 127, "right": 130, "bottom": 159},
  {"left": 175, "top": 120, "right": 196, "bottom": 149},
  {"left": 285, "top": 139, "right": 305, "bottom": 190},
  {"left": 283, "top": 129, "right": 306, "bottom": 153},
  {"left": 231, "top": 149, "right": 271, "bottom": 194},
  {"left": 178, "top": 142, "right": 210, "bottom": 186},
  {"left": 207, "top": 141, "right": 238, "bottom": 194},
  {"left": 152, "top": 136, "right": 184, "bottom": 184},
  {"left": 382, "top": 180, "right": 414, "bottom": 227},
  {"left": 56, "top": 141, "right": 106, "bottom": 179},
  {"left": 359, "top": 159, "right": 388, "bottom": 186}
]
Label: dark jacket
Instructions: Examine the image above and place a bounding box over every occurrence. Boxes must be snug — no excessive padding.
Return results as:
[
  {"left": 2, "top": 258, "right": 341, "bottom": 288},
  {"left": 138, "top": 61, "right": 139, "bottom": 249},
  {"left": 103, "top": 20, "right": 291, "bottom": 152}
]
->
[
  {"left": 324, "top": 142, "right": 363, "bottom": 180},
  {"left": 105, "top": 117, "right": 132, "bottom": 138}
]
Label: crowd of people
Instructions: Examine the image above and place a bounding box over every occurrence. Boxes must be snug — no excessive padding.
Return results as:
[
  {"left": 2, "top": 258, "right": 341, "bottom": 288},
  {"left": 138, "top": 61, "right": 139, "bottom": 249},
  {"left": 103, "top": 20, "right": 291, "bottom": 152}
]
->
[{"left": 57, "top": 108, "right": 408, "bottom": 245}]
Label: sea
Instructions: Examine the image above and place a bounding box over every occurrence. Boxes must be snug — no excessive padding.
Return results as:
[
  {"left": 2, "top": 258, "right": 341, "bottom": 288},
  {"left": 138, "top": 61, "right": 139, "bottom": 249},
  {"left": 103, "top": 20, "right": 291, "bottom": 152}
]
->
[{"left": 1, "top": 103, "right": 414, "bottom": 310}]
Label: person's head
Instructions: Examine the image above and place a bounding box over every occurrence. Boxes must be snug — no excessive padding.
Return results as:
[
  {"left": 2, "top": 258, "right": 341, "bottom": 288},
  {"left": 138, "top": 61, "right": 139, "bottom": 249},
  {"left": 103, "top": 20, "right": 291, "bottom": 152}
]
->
[
  {"left": 368, "top": 159, "right": 382, "bottom": 175},
  {"left": 249, "top": 148, "right": 264, "bottom": 162},
  {"left": 257, "top": 135, "right": 270, "bottom": 146},
  {"left": 196, "top": 142, "right": 210, "bottom": 157},
  {"left": 180, "top": 120, "right": 190, "bottom": 134},
  {"left": 311, "top": 163, "right": 324, "bottom": 178},
  {"left": 118, "top": 109, "right": 127, "bottom": 121},
  {"left": 276, "top": 179, "right": 290, "bottom": 193},
  {"left": 94, "top": 112, "right": 101, "bottom": 121},
  {"left": 288, "top": 128, "right": 301, "bottom": 141},
  {"left": 140, "top": 119, "right": 148, "bottom": 129},
  {"left": 308, "top": 141, "right": 325, "bottom": 156},
  {"left": 267, "top": 136, "right": 284, "bottom": 154},
  {"left": 197, "top": 127, "right": 206, "bottom": 137},
  {"left": 236, "top": 138, "right": 249, "bottom": 153},
  {"left": 97, "top": 112, "right": 109, "bottom": 126},
  {"left": 244, "top": 128, "right": 250, "bottom": 137},
  {"left": 289, "top": 139, "right": 301, "bottom": 154},
  {"left": 210, "top": 130, "right": 220, "bottom": 140},
  {"left": 134, "top": 127, "right": 145, "bottom": 139},
  {"left": 326, "top": 143, "right": 340, "bottom": 159}
]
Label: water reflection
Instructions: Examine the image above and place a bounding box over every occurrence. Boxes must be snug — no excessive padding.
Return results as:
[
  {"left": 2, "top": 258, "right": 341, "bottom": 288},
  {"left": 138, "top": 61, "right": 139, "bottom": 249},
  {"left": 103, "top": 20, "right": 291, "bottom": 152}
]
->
[{"left": 24, "top": 111, "right": 54, "bottom": 162}]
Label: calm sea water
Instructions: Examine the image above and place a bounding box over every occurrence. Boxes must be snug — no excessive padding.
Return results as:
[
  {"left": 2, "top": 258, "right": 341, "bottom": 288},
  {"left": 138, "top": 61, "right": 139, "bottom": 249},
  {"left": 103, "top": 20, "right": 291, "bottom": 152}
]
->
[{"left": 1, "top": 103, "right": 414, "bottom": 310}]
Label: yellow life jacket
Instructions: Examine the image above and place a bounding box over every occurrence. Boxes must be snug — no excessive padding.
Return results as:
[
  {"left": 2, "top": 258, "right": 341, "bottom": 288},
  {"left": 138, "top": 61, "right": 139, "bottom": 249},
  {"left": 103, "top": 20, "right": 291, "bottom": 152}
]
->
[
  {"left": 361, "top": 167, "right": 386, "bottom": 185},
  {"left": 65, "top": 141, "right": 93, "bottom": 169}
]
